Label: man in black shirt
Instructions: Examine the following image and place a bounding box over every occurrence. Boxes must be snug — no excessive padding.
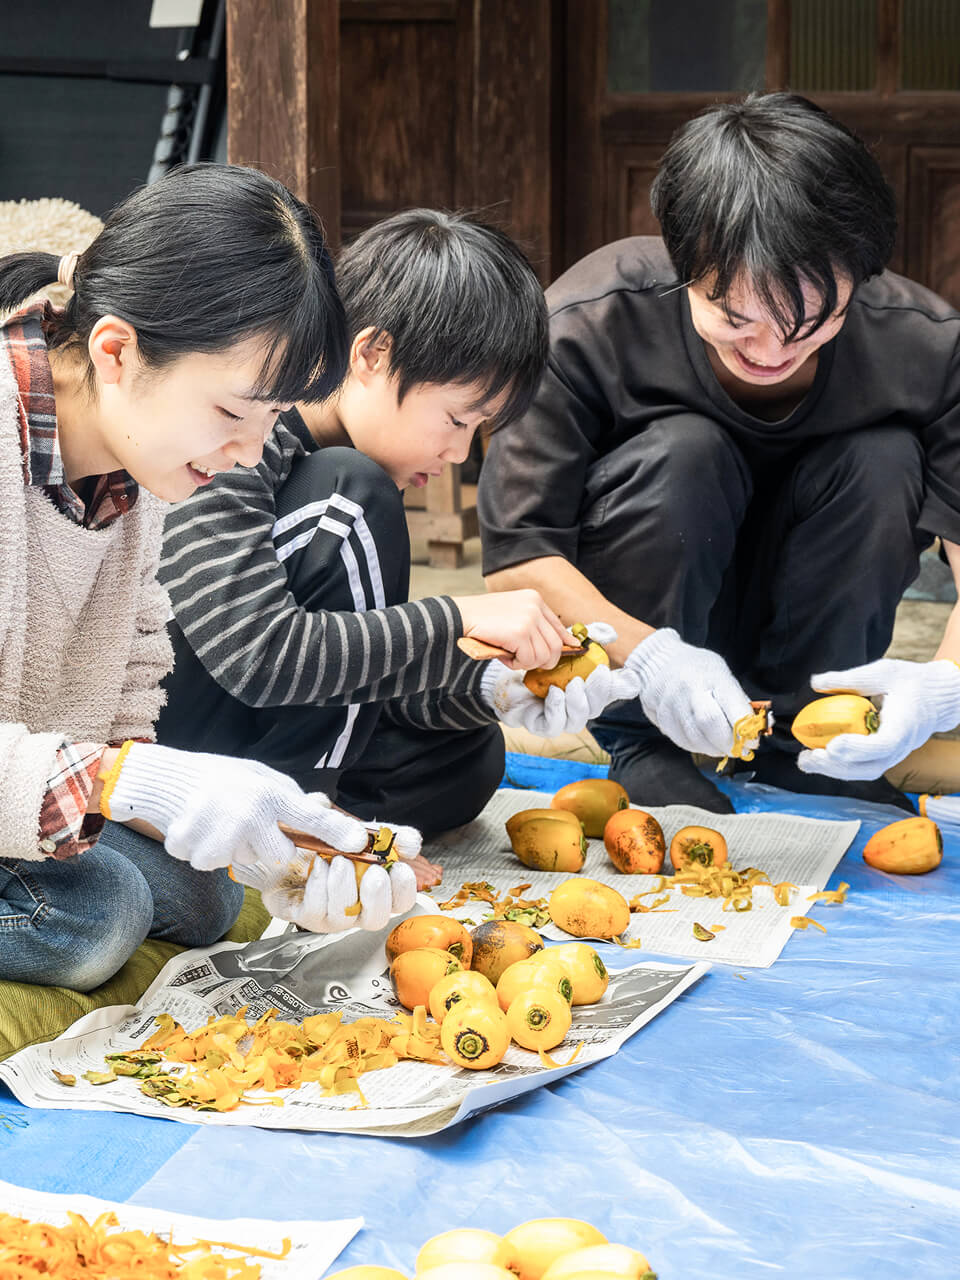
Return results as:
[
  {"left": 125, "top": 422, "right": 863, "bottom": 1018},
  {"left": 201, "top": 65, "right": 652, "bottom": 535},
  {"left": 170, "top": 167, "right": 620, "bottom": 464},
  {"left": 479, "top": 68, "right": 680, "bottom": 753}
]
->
[{"left": 481, "top": 93, "right": 960, "bottom": 813}]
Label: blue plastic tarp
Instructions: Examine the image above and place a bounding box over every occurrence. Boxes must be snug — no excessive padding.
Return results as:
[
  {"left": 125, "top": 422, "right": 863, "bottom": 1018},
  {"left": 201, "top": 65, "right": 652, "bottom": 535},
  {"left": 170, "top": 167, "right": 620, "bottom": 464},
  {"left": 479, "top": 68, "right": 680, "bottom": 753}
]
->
[{"left": 3, "top": 757, "right": 958, "bottom": 1277}]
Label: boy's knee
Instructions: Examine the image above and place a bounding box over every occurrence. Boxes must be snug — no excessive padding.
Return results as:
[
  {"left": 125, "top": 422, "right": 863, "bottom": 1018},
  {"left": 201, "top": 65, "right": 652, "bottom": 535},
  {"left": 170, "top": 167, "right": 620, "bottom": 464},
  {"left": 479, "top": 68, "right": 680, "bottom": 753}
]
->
[
  {"left": 48, "top": 862, "right": 153, "bottom": 991},
  {"left": 284, "top": 448, "right": 404, "bottom": 522}
]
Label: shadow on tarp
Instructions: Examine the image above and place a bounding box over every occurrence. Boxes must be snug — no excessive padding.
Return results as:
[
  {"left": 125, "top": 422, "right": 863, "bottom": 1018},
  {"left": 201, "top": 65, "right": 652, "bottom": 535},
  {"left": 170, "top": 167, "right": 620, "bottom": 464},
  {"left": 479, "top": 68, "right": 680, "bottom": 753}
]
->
[{"left": 5, "top": 768, "right": 959, "bottom": 1276}]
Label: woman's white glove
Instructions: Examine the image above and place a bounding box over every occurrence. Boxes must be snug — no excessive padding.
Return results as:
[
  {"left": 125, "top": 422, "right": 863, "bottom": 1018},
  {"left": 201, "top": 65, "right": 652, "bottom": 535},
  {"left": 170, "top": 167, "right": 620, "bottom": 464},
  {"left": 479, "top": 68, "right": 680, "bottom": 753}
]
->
[
  {"left": 105, "top": 742, "right": 369, "bottom": 872},
  {"left": 261, "top": 853, "right": 417, "bottom": 934},
  {"left": 624, "top": 628, "right": 754, "bottom": 757},
  {"left": 482, "top": 623, "right": 640, "bottom": 736},
  {"left": 797, "top": 659, "right": 960, "bottom": 780}
]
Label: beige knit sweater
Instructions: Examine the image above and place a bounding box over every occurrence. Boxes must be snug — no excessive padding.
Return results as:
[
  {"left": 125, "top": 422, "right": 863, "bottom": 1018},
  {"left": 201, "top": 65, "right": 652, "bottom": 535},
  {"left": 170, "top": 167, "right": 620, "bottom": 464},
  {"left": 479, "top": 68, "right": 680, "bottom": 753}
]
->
[{"left": 0, "top": 348, "right": 173, "bottom": 860}]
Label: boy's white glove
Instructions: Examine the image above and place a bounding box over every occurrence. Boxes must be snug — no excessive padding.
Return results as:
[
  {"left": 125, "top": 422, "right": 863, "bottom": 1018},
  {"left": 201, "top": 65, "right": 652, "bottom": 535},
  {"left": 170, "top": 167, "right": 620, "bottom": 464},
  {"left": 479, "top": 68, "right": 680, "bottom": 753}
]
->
[
  {"left": 482, "top": 622, "right": 640, "bottom": 736},
  {"left": 104, "top": 742, "right": 368, "bottom": 872},
  {"left": 797, "top": 659, "right": 960, "bottom": 780},
  {"left": 624, "top": 628, "right": 754, "bottom": 757}
]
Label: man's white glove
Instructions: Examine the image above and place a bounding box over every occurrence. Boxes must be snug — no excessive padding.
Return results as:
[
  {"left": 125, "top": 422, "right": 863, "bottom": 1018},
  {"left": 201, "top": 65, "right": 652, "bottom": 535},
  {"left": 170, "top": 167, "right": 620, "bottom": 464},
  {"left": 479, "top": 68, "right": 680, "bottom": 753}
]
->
[
  {"left": 919, "top": 794, "right": 960, "bottom": 826},
  {"left": 482, "top": 622, "right": 640, "bottom": 736},
  {"left": 624, "top": 628, "right": 754, "bottom": 757},
  {"left": 104, "top": 742, "right": 369, "bottom": 871},
  {"left": 797, "top": 659, "right": 960, "bottom": 781},
  {"left": 260, "top": 853, "right": 417, "bottom": 934}
]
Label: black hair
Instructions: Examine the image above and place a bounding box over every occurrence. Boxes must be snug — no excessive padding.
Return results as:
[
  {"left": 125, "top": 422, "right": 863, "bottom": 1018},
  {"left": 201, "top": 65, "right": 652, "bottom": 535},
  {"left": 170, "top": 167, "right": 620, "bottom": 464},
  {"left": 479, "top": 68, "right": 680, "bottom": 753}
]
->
[
  {"left": 0, "top": 163, "right": 348, "bottom": 402},
  {"left": 650, "top": 92, "right": 898, "bottom": 340},
  {"left": 335, "top": 209, "right": 547, "bottom": 431}
]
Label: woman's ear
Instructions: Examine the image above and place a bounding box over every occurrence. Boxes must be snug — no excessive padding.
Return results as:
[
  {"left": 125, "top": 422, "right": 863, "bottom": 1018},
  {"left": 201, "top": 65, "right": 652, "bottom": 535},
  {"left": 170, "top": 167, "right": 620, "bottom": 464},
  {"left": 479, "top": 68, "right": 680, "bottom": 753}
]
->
[
  {"left": 350, "top": 326, "right": 392, "bottom": 385},
  {"left": 88, "top": 315, "right": 140, "bottom": 386}
]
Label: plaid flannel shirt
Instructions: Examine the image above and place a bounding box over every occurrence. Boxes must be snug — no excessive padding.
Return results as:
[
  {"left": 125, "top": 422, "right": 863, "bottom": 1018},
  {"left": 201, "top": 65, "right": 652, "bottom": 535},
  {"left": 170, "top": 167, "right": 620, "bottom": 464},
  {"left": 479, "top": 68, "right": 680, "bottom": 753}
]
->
[{"left": 2, "top": 304, "right": 141, "bottom": 859}]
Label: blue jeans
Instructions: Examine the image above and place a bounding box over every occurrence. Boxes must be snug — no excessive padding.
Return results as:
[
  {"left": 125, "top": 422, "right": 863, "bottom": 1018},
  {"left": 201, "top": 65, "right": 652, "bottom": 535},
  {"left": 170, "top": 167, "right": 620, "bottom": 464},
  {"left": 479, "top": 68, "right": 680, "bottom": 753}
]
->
[{"left": 0, "top": 821, "right": 244, "bottom": 991}]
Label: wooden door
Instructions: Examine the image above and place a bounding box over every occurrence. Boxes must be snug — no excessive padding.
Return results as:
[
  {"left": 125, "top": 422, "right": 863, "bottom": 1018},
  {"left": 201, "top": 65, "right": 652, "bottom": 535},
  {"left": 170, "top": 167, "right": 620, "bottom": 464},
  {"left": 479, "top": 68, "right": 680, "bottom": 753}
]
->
[
  {"left": 565, "top": 0, "right": 960, "bottom": 305},
  {"left": 226, "top": 0, "right": 561, "bottom": 565}
]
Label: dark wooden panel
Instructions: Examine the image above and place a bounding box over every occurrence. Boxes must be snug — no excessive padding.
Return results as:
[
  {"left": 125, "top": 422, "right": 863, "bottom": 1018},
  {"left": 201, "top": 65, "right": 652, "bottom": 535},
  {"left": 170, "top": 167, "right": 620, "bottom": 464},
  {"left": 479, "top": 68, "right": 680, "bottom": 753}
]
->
[
  {"left": 564, "top": 0, "right": 607, "bottom": 270},
  {"left": 473, "top": 0, "right": 555, "bottom": 283},
  {"left": 603, "top": 143, "right": 663, "bottom": 244},
  {"left": 339, "top": 14, "right": 458, "bottom": 224},
  {"left": 907, "top": 146, "right": 960, "bottom": 307},
  {"left": 227, "top": 0, "right": 340, "bottom": 244}
]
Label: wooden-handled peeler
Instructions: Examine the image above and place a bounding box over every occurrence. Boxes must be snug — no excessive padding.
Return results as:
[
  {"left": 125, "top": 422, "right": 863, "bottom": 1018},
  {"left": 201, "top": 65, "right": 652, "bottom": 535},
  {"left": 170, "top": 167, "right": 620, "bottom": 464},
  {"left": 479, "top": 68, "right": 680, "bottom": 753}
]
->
[
  {"left": 277, "top": 821, "right": 399, "bottom": 866},
  {"left": 456, "top": 636, "right": 587, "bottom": 662}
]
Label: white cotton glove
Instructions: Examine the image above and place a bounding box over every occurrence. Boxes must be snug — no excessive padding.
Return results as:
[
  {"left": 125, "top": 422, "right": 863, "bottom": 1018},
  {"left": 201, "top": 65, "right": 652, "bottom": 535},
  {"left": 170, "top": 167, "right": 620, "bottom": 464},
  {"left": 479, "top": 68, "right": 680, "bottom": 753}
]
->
[
  {"left": 258, "top": 815, "right": 420, "bottom": 932},
  {"left": 797, "top": 658, "right": 960, "bottom": 781},
  {"left": 624, "top": 628, "right": 754, "bottom": 757},
  {"left": 261, "top": 854, "right": 417, "bottom": 934},
  {"left": 481, "top": 623, "right": 641, "bottom": 736},
  {"left": 919, "top": 793, "right": 960, "bottom": 826},
  {"left": 105, "top": 742, "right": 368, "bottom": 872}
]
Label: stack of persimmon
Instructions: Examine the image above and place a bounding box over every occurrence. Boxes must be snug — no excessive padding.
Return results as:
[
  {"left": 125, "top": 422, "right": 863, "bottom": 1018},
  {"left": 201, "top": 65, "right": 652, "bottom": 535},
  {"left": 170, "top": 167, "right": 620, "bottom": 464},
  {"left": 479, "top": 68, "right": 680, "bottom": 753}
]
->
[
  {"left": 327, "top": 1217, "right": 656, "bottom": 1279},
  {"left": 385, "top": 916, "right": 609, "bottom": 1070}
]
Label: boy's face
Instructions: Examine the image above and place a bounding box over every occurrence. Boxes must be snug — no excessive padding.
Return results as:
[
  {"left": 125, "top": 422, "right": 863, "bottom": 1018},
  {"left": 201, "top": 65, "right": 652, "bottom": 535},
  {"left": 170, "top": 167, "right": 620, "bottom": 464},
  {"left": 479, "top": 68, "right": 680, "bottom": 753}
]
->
[
  {"left": 687, "top": 272, "right": 853, "bottom": 388},
  {"left": 341, "top": 339, "right": 506, "bottom": 488}
]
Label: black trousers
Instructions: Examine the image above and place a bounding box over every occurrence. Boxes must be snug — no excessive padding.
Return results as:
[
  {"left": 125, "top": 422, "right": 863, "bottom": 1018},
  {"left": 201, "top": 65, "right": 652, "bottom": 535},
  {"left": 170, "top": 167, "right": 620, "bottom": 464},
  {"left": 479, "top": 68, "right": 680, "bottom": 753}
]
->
[
  {"left": 157, "top": 448, "right": 504, "bottom": 836},
  {"left": 580, "top": 416, "right": 930, "bottom": 762}
]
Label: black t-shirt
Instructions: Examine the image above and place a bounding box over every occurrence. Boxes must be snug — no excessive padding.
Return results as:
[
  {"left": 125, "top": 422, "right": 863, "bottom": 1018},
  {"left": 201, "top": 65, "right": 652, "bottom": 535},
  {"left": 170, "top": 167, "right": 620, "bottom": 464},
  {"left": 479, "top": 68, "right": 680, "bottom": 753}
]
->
[{"left": 479, "top": 236, "right": 960, "bottom": 573}]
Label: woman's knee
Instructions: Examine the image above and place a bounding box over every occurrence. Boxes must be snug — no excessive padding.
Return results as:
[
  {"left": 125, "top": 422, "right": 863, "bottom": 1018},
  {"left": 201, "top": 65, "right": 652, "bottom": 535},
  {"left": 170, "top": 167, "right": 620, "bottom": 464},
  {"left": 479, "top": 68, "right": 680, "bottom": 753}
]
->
[
  {"left": 0, "top": 851, "right": 153, "bottom": 992},
  {"left": 158, "top": 868, "right": 245, "bottom": 948}
]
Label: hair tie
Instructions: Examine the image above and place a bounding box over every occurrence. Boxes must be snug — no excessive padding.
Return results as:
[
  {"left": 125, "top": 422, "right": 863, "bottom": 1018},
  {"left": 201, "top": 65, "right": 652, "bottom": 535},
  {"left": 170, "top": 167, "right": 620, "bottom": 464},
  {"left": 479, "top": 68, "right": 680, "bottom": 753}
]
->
[{"left": 57, "top": 251, "right": 80, "bottom": 290}]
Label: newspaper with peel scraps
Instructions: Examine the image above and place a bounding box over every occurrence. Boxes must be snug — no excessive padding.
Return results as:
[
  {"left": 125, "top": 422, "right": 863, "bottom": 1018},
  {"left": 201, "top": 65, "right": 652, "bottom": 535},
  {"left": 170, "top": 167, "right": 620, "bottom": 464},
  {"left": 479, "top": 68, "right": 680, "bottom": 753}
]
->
[
  {"left": 0, "top": 921, "right": 706, "bottom": 1136},
  {"left": 419, "top": 788, "right": 859, "bottom": 968}
]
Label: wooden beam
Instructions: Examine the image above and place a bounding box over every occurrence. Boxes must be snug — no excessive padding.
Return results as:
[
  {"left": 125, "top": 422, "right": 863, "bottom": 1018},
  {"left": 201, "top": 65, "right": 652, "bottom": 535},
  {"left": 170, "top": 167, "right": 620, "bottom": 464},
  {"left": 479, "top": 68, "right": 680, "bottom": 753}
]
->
[
  {"left": 226, "top": 0, "right": 341, "bottom": 246},
  {"left": 766, "top": 0, "right": 791, "bottom": 89}
]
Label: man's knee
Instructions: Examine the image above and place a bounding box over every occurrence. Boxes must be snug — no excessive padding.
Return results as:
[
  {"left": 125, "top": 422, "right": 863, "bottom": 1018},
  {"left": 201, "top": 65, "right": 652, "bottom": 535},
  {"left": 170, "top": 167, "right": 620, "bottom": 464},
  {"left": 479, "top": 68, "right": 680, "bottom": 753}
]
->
[
  {"left": 796, "top": 428, "right": 924, "bottom": 515},
  {"left": 583, "top": 415, "right": 750, "bottom": 536}
]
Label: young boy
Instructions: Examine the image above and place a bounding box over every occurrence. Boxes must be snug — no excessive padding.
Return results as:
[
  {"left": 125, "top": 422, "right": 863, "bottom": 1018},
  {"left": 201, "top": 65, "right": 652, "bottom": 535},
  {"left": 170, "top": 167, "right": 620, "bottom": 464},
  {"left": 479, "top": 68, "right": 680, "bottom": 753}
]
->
[
  {"left": 480, "top": 92, "right": 960, "bottom": 814},
  {"left": 156, "top": 210, "right": 637, "bottom": 870}
]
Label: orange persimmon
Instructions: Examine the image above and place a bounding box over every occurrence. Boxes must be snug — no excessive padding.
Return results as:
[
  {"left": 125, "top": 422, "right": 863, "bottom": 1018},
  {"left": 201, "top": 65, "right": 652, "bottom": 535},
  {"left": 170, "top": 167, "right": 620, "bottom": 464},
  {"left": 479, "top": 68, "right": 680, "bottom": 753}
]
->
[
  {"left": 390, "top": 947, "right": 462, "bottom": 1010},
  {"left": 385, "top": 915, "right": 473, "bottom": 967},
  {"left": 603, "top": 809, "right": 665, "bottom": 874},
  {"left": 862, "top": 816, "right": 943, "bottom": 875}
]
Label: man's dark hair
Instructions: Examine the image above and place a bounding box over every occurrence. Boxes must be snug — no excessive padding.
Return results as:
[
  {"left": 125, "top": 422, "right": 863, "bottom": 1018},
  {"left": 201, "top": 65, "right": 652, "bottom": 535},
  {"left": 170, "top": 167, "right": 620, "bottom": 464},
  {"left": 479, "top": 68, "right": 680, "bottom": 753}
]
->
[
  {"left": 0, "top": 163, "right": 348, "bottom": 403},
  {"left": 650, "top": 92, "right": 898, "bottom": 339},
  {"left": 336, "top": 210, "right": 548, "bottom": 431}
]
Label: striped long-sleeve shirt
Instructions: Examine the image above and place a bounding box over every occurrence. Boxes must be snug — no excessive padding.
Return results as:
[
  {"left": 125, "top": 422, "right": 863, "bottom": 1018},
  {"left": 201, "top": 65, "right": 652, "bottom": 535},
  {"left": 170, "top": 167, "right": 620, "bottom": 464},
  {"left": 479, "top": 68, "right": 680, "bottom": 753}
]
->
[{"left": 159, "top": 412, "right": 494, "bottom": 732}]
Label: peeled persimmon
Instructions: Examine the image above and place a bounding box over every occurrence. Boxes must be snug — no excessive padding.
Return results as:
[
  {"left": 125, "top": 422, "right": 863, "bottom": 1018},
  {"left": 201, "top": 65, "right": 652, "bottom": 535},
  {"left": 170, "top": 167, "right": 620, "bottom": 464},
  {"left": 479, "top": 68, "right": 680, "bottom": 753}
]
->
[
  {"left": 603, "top": 809, "right": 665, "bottom": 874},
  {"left": 669, "top": 825, "right": 728, "bottom": 873},
  {"left": 428, "top": 970, "right": 499, "bottom": 1023}
]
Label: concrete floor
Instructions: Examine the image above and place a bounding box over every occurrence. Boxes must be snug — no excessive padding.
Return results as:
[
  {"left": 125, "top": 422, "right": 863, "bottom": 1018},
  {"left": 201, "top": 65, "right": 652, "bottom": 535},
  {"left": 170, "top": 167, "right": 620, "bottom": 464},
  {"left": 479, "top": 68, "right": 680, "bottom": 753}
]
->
[{"left": 409, "top": 536, "right": 953, "bottom": 666}]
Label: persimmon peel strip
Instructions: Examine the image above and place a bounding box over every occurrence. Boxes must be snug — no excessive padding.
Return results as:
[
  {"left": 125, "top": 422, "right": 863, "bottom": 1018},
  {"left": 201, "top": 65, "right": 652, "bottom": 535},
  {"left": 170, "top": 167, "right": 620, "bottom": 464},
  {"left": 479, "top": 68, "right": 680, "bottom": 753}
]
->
[{"left": 0, "top": 1208, "right": 289, "bottom": 1279}]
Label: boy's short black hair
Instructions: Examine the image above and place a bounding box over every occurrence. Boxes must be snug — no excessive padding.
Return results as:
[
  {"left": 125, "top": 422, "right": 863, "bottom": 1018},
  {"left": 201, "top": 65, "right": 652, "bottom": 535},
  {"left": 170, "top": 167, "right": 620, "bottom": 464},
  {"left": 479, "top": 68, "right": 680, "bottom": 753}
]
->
[
  {"left": 335, "top": 210, "right": 547, "bottom": 431},
  {"left": 650, "top": 92, "right": 898, "bottom": 339}
]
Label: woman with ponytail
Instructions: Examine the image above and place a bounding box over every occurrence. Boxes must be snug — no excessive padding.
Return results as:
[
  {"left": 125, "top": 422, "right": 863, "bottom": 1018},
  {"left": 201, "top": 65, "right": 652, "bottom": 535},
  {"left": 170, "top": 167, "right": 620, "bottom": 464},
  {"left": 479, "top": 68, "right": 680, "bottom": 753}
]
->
[{"left": 0, "top": 163, "right": 418, "bottom": 993}]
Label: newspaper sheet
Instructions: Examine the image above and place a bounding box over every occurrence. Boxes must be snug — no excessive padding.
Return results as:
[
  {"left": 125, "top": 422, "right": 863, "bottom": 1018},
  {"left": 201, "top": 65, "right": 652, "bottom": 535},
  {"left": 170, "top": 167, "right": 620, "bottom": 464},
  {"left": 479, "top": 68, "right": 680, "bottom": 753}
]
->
[
  {"left": 0, "top": 1178, "right": 361, "bottom": 1278},
  {"left": 421, "top": 789, "right": 859, "bottom": 968},
  {"left": 0, "top": 924, "right": 706, "bottom": 1137}
]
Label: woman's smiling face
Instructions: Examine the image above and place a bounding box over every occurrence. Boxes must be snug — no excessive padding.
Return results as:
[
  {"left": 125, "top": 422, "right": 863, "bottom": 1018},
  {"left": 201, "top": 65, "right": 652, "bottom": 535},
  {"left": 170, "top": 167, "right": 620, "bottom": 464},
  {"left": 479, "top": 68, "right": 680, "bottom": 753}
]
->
[{"left": 687, "top": 272, "right": 853, "bottom": 389}]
